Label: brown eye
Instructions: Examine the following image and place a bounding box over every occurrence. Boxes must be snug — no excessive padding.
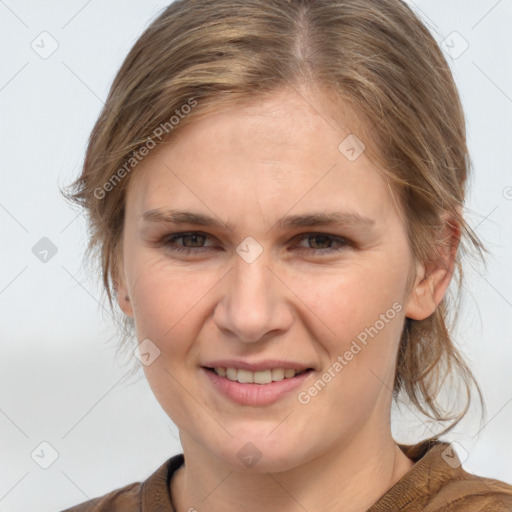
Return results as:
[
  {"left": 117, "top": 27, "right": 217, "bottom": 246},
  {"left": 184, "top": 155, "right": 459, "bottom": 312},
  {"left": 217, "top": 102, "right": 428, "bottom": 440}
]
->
[
  {"left": 177, "top": 233, "right": 207, "bottom": 248},
  {"left": 295, "top": 233, "right": 350, "bottom": 255},
  {"left": 162, "top": 232, "right": 216, "bottom": 254}
]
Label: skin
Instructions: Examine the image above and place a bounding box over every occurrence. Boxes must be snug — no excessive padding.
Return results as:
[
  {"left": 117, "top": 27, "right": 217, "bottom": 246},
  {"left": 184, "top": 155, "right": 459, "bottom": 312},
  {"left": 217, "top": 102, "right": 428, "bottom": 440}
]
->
[{"left": 115, "top": 85, "right": 458, "bottom": 512}]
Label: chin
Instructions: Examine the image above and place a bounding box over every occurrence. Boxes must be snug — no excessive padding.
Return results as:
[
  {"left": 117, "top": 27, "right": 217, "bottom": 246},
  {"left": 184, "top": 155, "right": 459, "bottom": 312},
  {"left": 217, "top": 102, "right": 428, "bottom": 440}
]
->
[{"left": 210, "top": 435, "right": 310, "bottom": 473}]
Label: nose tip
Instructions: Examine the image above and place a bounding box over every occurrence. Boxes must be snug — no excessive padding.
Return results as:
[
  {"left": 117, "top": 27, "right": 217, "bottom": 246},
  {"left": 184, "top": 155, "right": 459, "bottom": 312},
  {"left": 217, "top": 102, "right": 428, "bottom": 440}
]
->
[
  {"left": 219, "top": 313, "right": 278, "bottom": 345},
  {"left": 213, "top": 266, "right": 294, "bottom": 344}
]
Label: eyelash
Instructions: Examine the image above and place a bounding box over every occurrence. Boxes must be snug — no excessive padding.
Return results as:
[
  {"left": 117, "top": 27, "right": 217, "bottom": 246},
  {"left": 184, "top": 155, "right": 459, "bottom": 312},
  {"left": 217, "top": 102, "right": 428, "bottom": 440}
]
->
[{"left": 160, "top": 231, "right": 351, "bottom": 256}]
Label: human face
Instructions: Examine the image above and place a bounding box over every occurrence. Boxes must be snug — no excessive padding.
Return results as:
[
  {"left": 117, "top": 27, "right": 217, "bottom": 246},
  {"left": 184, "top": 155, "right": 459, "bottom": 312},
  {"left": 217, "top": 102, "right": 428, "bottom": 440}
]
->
[{"left": 117, "top": 87, "right": 421, "bottom": 472}]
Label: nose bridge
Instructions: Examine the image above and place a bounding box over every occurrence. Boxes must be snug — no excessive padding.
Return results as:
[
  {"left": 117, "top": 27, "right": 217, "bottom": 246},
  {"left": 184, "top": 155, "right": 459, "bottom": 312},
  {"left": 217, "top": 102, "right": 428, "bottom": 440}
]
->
[
  {"left": 232, "top": 233, "right": 272, "bottom": 294},
  {"left": 215, "top": 241, "right": 289, "bottom": 343}
]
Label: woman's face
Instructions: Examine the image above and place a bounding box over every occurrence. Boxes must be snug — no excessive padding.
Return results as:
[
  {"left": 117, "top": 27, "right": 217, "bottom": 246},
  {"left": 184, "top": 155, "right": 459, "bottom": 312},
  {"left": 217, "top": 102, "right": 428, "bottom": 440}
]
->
[{"left": 117, "top": 87, "right": 430, "bottom": 472}]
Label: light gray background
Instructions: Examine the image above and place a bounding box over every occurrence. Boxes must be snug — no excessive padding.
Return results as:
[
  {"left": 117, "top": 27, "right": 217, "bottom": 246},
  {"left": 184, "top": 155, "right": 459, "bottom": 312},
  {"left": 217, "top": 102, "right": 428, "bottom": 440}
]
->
[{"left": 0, "top": 1, "right": 511, "bottom": 511}]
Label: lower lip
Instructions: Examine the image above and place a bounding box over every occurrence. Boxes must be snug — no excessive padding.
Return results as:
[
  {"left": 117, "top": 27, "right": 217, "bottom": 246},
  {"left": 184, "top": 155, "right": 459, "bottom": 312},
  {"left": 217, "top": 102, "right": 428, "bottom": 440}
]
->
[{"left": 201, "top": 367, "right": 313, "bottom": 406}]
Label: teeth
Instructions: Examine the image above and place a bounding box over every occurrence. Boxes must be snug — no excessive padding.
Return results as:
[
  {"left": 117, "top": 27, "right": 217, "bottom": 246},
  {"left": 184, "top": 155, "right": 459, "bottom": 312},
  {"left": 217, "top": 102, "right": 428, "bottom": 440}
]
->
[
  {"left": 271, "top": 368, "right": 284, "bottom": 381},
  {"left": 254, "top": 370, "right": 272, "bottom": 384},
  {"left": 226, "top": 367, "right": 238, "bottom": 380},
  {"left": 284, "top": 368, "right": 296, "bottom": 378},
  {"left": 237, "top": 369, "right": 254, "bottom": 383},
  {"left": 213, "top": 367, "right": 307, "bottom": 383}
]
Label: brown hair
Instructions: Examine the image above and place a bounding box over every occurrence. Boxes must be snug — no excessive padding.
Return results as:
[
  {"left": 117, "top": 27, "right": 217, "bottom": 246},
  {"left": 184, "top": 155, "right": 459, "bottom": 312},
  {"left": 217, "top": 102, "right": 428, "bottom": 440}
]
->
[{"left": 61, "top": 0, "right": 486, "bottom": 437}]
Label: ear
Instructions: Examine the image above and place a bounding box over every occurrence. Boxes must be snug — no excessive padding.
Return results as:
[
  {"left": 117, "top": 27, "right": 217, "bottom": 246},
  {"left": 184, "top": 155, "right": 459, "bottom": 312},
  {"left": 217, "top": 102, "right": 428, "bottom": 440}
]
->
[
  {"left": 113, "top": 247, "right": 134, "bottom": 318},
  {"left": 404, "top": 213, "right": 461, "bottom": 321}
]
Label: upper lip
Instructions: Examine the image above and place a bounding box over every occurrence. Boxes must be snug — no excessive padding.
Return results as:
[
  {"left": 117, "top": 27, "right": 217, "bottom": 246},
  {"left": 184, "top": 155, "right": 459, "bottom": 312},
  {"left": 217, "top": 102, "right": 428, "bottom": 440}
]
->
[{"left": 202, "top": 359, "right": 314, "bottom": 372}]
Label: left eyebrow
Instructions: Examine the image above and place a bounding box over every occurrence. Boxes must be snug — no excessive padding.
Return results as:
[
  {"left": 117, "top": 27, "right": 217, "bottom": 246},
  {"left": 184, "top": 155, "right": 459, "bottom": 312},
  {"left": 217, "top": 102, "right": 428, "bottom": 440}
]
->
[{"left": 141, "top": 208, "right": 375, "bottom": 233}]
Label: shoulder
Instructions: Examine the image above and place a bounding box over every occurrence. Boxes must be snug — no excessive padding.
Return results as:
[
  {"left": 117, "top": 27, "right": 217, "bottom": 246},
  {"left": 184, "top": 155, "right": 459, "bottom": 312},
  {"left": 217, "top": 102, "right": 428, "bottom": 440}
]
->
[
  {"left": 59, "top": 480, "right": 142, "bottom": 511},
  {"left": 58, "top": 454, "right": 184, "bottom": 512},
  {"left": 414, "top": 439, "right": 512, "bottom": 512},
  {"left": 380, "top": 438, "right": 512, "bottom": 512},
  {"left": 59, "top": 480, "right": 142, "bottom": 512},
  {"left": 426, "top": 470, "right": 512, "bottom": 512}
]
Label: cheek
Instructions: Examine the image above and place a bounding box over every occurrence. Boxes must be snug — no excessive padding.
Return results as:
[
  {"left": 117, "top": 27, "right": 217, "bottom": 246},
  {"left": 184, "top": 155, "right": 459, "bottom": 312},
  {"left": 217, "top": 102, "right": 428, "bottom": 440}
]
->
[
  {"left": 301, "top": 259, "right": 407, "bottom": 335},
  {"left": 302, "top": 258, "right": 407, "bottom": 388},
  {"left": 301, "top": 270, "right": 405, "bottom": 421},
  {"left": 127, "top": 256, "right": 212, "bottom": 427},
  {"left": 126, "top": 252, "right": 213, "bottom": 345}
]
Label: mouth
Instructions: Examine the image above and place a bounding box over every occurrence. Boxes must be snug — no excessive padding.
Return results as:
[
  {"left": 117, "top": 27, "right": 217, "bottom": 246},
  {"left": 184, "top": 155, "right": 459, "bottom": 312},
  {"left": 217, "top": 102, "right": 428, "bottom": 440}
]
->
[{"left": 201, "top": 365, "right": 314, "bottom": 406}]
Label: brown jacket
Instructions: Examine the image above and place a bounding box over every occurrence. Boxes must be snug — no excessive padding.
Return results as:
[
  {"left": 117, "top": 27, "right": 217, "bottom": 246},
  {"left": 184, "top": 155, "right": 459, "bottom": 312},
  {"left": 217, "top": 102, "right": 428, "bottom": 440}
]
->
[{"left": 60, "top": 438, "right": 512, "bottom": 511}]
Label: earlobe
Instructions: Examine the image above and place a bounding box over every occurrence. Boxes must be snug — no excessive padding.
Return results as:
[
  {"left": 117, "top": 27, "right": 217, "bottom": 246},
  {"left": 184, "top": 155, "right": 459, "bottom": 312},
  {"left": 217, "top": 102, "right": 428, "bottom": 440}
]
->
[
  {"left": 404, "top": 214, "right": 460, "bottom": 321},
  {"left": 115, "top": 277, "right": 134, "bottom": 317},
  {"left": 113, "top": 256, "right": 134, "bottom": 318},
  {"left": 404, "top": 264, "right": 439, "bottom": 320}
]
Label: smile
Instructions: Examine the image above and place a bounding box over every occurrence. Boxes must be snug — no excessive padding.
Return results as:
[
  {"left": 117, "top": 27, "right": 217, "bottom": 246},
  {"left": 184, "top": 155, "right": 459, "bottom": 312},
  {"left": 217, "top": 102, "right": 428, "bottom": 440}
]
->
[{"left": 201, "top": 367, "right": 314, "bottom": 406}]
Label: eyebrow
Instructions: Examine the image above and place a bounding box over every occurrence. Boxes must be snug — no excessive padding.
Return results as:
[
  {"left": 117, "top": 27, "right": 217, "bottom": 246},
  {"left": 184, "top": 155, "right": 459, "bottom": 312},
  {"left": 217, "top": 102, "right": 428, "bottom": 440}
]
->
[{"left": 141, "top": 208, "right": 375, "bottom": 232}]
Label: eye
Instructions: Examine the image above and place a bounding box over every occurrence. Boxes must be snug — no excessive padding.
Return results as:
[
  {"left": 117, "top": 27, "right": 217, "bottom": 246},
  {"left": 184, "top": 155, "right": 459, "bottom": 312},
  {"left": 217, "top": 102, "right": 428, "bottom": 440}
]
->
[
  {"left": 293, "top": 233, "right": 350, "bottom": 255},
  {"left": 160, "top": 231, "right": 350, "bottom": 256},
  {"left": 161, "top": 232, "right": 216, "bottom": 254}
]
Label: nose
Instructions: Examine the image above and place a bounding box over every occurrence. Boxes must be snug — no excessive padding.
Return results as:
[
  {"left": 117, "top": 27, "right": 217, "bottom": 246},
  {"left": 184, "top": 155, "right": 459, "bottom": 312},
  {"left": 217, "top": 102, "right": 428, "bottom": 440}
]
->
[{"left": 213, "top": 250, "right": 293, "bottom": 344}]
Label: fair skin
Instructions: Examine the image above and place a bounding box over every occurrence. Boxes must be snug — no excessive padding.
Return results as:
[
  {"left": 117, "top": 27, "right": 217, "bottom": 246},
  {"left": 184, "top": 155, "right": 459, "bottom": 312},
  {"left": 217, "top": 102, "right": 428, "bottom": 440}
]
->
[{"left": 115, "top": 86, "right": 457, "bottom": 512}]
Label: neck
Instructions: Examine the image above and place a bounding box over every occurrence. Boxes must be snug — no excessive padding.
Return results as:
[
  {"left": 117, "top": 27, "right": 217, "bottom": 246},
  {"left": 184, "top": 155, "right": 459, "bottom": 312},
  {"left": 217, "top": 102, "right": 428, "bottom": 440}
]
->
[{"left": 170, "top": 425, "right": 415, "bottom": 512}]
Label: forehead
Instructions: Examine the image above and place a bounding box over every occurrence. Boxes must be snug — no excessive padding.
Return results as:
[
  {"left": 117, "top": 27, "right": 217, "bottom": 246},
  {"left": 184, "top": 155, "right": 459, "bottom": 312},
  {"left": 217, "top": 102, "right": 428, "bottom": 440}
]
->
[{"left": 125, "top": 88, "right": 397, "bottom": 228}]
